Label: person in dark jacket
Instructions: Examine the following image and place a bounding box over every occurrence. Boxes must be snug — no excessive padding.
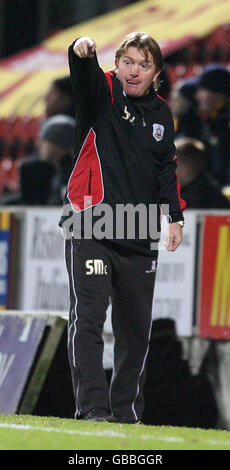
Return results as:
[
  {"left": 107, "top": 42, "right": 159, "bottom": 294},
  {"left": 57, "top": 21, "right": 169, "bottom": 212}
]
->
[
  {"left": 45, "top": 76, "right": 76, "bottom": 119},
  {"left": 20, "top": 114, "right": 75, "bottom": 205},
  {"left": 195, "top": 63, "right": 230, "bottom": 187},
  {"left": 0, "top": 115, "right": 75, "bottom": 206},
  {"left": 175, "top": 137, "right": 230, "bottom": 209},
  {"left": 169, "top": 77, "right": 202, "bottom": 140},
  {"left": 62, "top": 32, "right": 186, "bottom": 424}
]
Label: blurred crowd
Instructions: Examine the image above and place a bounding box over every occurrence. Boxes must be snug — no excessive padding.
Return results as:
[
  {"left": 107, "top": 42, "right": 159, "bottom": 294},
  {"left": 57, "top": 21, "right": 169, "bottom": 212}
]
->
[
  {"left": 0, "top": 61, "right": 230, "bottom": 209},
  {"left": 169, "top": 63, "right": 230, "bottom": 209},
  {"left": 0, "top": 77, "right": 76, "bottom": 206}
]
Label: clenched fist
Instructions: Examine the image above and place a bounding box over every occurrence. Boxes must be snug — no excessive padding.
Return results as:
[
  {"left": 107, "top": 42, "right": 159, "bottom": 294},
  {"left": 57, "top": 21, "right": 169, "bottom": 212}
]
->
[
  {"left": 164, "top": 222, "right": 183, "bottom": 252},
  {"left": 73, "top": 37, "right": 96, "bottom": 58}
]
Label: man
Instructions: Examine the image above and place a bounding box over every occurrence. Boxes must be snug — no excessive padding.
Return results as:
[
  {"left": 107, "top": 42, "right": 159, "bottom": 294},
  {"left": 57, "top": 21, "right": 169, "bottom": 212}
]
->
[
  {"left": 18, "top": 115, "right": 75, "bottom": 206},
  {"left": 175, "top": 137, "right": 230, "bottom": 209},
  {"left": 194, "top": 63, "right": 230, "bottom": 187},
  {"left": 169, "top": 78, "right": 202, "bottom": 140},
  {"left": 45, "top": 76, "right": 76, "bottom": 119},
  {"left": 61, "top": 32, "right": 186, "bottom": 423},
  {"left": 0, "top": 114, "right": 75, "bottom": 206}
]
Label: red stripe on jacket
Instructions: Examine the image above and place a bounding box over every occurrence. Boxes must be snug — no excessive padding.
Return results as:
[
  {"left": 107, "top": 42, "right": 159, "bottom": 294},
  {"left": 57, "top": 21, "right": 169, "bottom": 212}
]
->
[{"left": 67, "top": 129, "right": 104, "bottom": 212}]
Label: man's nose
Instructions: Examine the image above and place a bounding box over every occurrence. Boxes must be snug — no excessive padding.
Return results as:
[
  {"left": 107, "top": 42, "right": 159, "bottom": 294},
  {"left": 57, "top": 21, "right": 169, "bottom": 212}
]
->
[{"left": 130, "top": 64, "right": 139, "bottom": 76}]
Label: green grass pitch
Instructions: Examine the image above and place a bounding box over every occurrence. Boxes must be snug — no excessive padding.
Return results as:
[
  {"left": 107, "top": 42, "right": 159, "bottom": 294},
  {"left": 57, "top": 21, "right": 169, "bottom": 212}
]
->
[{"left": 0, "top": 414, "right": 230, "bottom": 450}]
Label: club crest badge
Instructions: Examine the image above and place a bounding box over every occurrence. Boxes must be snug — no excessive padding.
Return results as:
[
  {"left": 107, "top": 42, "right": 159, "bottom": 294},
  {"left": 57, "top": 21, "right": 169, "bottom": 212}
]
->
[{"left": 153, "top": 123, "right": 164, "bottom": 142}]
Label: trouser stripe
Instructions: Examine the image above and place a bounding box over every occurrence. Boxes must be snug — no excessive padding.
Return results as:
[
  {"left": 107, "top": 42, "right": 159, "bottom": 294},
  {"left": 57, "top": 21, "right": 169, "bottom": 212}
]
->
[
  {"left": 131, "top": 315, "right": 153, "bottom": 420},
  {"left": 70, "top": 237, "right": 78, "bottom": 368}
]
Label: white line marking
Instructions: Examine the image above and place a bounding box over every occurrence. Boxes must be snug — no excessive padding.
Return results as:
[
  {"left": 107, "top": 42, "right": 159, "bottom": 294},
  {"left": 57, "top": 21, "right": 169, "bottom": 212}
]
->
[
  {"left": 0, "top": 353, "right": 15, "bottom": 387},
  {"left": 19, "top": 319, "right": 32, "bottom": 342},
  {"left": 0, "top": 423, "right": 126, "bottom": 438},
  {"left": 0, "top": 422, "right": 230, "bottom": 447}
]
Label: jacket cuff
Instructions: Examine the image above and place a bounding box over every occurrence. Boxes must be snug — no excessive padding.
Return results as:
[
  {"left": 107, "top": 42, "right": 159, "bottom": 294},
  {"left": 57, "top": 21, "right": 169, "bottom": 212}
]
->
[{"left": 166, "top": 212, "right": 184, "bottom": 223}]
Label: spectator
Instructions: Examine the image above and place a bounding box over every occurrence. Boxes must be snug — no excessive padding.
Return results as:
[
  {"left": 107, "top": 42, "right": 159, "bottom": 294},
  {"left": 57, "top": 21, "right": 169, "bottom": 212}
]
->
[
  {"left": 45, "top": 76, "right": 76, "bottom": 119},
  {"left": 25, "top": 75, "right": 75, "bottom": 160},
  {"left": 21, "top": 114, "right": 75, "bottom": 205},
  {"left": 169, "top": 77, "right": 202, "bottom": 139},
  {"left": 0, "top": 74, "right": 76, "bottom": 203},
  {"left": 195, "top": 63, "right": 230, "bottom": 187},
  {"left": 175, "top": 137, "right": 230, "bottom": 209},
  {"left": 0, "top": 115, "right": 75, "bottom": 205}
]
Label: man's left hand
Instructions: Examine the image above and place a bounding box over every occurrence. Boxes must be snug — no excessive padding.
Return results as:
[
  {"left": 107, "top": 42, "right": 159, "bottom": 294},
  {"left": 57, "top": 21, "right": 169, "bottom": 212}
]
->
[{"left": 164, "top": 222, "right": 183, "bottom": 251}]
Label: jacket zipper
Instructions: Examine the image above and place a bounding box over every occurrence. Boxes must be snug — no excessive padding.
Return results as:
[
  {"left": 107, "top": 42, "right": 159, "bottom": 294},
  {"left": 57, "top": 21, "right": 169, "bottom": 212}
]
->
[{"left": 142, "top": 117, "right": 147, "bottom": 127}]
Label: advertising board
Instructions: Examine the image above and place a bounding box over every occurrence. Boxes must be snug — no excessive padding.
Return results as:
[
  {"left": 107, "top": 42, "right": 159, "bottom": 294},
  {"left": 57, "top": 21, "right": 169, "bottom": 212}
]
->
[
  {"left": 152, "top": 211, "right": 197, "bottom": 337},
  {"left": 198, "top": 215, "right": 230, "bottom": 339}
]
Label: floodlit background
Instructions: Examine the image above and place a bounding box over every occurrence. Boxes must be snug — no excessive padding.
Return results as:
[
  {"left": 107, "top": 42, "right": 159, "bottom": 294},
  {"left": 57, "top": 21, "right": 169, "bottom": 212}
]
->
[{"left": 0, "top": 0, "right": 230, "bottom": 433}]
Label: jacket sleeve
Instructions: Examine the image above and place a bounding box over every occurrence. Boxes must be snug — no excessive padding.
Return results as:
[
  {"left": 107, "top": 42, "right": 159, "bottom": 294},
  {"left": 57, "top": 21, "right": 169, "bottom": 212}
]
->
[
  {"left": 155, "top": 110, "right": 186, "bottom": 222},
  {"left": 68, "top": 42, "right": 111, "bottom": 126}
]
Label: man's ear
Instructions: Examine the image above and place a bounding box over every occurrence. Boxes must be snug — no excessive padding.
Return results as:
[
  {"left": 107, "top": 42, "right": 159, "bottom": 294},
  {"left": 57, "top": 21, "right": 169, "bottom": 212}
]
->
[
  {"left": 153, "top": 70, "right": 161, "bottom": 82},
  {"left": 152, "top": 70, "right": 161, "bottom": 90}
]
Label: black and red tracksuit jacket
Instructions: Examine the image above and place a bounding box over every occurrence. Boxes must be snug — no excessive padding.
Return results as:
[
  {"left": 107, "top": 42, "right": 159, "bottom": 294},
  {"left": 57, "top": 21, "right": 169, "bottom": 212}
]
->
[{"left": 60, "top": 43, "right": 186, "bottom": 256}]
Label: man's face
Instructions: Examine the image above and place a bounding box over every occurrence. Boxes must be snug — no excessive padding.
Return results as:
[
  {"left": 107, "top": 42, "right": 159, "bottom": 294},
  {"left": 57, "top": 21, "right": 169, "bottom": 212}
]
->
[
  {"left": 195, "top": 87, "right": 226, "bottom": 114},
  {"left": 45, "top": 83, "right": 71, "bottom": 117},
  {"left": 39, "top": 140, "right": 65, "bottom": 166},
  {"left": 115, "top": 46, "right": 160, "bottom": 97}
]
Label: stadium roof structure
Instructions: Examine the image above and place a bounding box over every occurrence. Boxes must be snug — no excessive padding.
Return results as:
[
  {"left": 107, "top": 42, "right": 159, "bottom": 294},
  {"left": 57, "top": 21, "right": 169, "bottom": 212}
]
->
[{"left": 0, "top": 0, "right": 230, "bottom": 117}]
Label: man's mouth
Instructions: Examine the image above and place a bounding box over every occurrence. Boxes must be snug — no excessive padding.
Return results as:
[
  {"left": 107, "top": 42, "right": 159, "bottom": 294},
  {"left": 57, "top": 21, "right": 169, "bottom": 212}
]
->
[{"left": 126, "top": 80, "right": 140, "bottom": 86}]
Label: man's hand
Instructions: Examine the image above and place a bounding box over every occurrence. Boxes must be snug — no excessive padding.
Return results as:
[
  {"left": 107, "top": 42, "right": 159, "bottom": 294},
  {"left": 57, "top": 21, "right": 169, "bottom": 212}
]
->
[
  {"left": 164, "top": 222, "right": 183, "bottom": 252},
  {"left": 73, "top": 37, "right": 96, "bottom": 58}
]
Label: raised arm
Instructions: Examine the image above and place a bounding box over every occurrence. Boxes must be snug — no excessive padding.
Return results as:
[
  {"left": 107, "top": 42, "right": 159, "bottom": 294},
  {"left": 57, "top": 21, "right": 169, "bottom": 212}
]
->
[{"left": 69, "top": 37, "right": 111, "bottom": 125}]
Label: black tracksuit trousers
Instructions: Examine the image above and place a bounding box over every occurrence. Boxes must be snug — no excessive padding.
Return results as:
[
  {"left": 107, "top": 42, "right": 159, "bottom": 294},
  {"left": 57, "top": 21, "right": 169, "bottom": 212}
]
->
[{"left": 65, "top": 237, "right": 157, "bottom": 422}]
